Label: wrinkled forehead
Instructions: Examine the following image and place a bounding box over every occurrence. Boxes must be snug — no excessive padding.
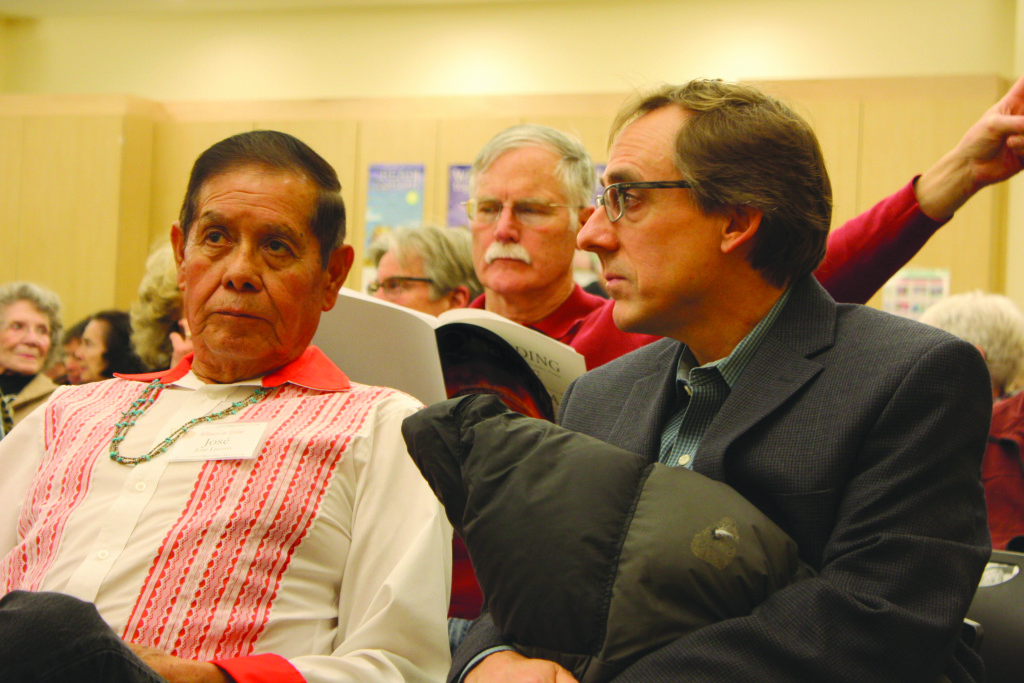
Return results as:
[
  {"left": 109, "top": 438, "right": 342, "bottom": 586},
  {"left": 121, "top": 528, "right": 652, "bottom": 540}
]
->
[
  {"left": 605, "top": 106, "right": 691, "bottom": 183},
  {"left": 190, "top": 164, "right": 317, "bottom": 229}
]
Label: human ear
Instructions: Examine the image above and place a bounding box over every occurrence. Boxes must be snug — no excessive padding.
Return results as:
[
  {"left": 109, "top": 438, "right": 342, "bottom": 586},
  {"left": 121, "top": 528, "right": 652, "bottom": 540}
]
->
[
  {"left": 170, "top": 222, "right": 187, "bottom": 289},
  {"left": 720, "top": 206, "right": 763, "bottom": 255},
  {"left": 322, "top": 245, "right": 355, "bottom": 311},
  {"left": 448, "top": 286, "right": 471, "bottom": 309}
]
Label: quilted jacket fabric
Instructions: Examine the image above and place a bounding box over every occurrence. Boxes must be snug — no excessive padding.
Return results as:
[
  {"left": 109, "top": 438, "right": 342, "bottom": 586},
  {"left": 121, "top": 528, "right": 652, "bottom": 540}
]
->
[{"left": 402, "top": 394, "right": 814, "bottom": 683}]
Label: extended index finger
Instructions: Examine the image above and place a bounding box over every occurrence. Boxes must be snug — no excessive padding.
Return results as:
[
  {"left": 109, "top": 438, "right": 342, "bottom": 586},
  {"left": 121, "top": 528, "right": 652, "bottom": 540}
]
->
[{"left": 997, "top": 73, "right": 1024, "bottom": 116}]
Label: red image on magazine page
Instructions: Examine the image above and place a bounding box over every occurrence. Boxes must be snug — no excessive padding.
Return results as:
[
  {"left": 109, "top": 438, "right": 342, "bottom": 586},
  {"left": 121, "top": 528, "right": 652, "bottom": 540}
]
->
[{"left": 437, "top": 323, "right": 555, "bottom": 422}]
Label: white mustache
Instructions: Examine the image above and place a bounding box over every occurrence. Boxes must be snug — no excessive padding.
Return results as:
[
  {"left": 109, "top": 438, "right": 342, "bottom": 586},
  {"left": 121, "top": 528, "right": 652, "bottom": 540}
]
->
[{"left": 485, "top": 242, "right": 533, "bottom": 265}]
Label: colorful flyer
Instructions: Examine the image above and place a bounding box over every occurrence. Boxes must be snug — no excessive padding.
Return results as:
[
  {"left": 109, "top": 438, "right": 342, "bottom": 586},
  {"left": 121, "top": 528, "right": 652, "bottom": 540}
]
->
[
  {"left": 448, "top": 164, "right": 471, "bottom": 227},
  {"left": 881, "top": 268, "right": 950, "bottom": 320},
  {"left": 364, "top": 164, "right": 425, "bottom": 257}
]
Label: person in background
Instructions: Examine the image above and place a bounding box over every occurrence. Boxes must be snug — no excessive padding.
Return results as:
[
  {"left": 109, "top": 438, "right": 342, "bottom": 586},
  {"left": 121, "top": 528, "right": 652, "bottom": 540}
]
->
[
  {"left": 55, "top": 317, "right": 90, "bottom": 385},
  {"left": 981, "top": 377, "right": 1024, "bottom": 549},
  {"left": 456, "top": 77, "right": 994, "bottom": 683},
  {"left": 74, "top": 310, "right": 150, "bottom": 383},
  {"left": 918, "top": 291, "right": 1024, "bottom": 400},
  {"left": 919, "top": 291, "right": 1024, "bottom": 550},
  {"left": 367, "top": 225, "right": 481, "bottom": 316},
  {"left": 464, "top": 74, "right": 1024, "bottom": 370},
  {"left": 0, "top": 129, "right": 451, "bottom": 683},
  {"left": 131, "top": 243, "right": 191, "bottom": 371},
  {"left": 0, "top": 282, "right": 62, "bottom": 431}
]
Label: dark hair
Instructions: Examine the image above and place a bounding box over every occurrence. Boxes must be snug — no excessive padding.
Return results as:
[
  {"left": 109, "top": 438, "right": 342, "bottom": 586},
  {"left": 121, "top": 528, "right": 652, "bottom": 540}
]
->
[
  {"left": 178, "top": 130, "right": 346, "bottom": 267},
  {"left": 611, "top": 80, "right": 832, "bottom": 288},
  {"left": 90, "top": 310, "right": 149, "bottom": 377},
  {"left": 63, "top": 317, "right": 89, "bottom": 345}
]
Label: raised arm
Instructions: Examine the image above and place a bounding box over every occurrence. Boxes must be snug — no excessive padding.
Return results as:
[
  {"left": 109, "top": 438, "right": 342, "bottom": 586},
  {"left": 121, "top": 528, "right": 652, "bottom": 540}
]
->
[
  {"left": 815, "top": 74, "right": 1024, "bottom": 304},
  {"left": 915, "top": 73, "right": 1024, "bottom": 220}
]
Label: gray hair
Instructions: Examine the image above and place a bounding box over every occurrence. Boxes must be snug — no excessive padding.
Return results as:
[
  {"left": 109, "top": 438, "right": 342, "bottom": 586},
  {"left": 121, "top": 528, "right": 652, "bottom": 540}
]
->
[
  {"left": 469, "top": 124, "right": 597, "bottom": 229},
  {"left": 919, "top": 290, "right": 1024, "bottom": 395},
  {"left": 0, "top": 281, "right": 63, "bottom": 369},
  {"left": 369, "top": 225, "right": 483, "bottom": 301}
]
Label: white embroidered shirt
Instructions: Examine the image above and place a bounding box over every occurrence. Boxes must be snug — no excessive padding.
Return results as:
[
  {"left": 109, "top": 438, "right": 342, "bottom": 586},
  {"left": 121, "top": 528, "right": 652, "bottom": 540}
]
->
[{"left": 0, "top": 347, "right": 452, "bottom": 683}]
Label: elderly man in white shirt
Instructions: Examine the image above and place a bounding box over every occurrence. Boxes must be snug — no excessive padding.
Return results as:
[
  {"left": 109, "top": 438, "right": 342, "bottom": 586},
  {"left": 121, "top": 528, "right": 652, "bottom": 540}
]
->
[{"left": 0, "top": 130, "right": 452, "bottom": 683}]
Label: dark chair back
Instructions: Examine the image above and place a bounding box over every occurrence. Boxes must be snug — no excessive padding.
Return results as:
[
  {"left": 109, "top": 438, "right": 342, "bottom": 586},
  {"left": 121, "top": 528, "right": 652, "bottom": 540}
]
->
[{"left": 967, "top": 550, "right": 1024, "bottom": 682}]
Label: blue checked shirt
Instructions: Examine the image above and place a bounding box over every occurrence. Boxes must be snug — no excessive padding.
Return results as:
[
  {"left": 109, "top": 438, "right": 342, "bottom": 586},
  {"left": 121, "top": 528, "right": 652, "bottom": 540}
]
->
[{"left": 659, "top": 288, "right": 792, "bottom": 468}]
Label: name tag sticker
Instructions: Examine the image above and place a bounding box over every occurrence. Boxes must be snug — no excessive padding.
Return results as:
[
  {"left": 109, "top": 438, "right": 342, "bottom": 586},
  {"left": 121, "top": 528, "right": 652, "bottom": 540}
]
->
[{"left": 168, "top": 422, "right": 268, "bottom": 462}]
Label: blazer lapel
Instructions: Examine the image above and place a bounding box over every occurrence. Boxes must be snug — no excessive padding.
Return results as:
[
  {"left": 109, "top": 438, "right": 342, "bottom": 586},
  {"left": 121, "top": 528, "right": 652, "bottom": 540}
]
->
[
  {"left": 609, "top": 340, "right": 682, "bottom": 462},
  {"left": 695, "top": 276, "right": 837, "bottom": 481}
]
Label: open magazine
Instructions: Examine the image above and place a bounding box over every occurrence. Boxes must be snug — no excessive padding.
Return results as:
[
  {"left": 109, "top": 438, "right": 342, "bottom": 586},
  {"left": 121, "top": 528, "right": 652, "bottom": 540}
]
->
[{"left": 312, "top": 288, "right": 587, "bottom": 421}]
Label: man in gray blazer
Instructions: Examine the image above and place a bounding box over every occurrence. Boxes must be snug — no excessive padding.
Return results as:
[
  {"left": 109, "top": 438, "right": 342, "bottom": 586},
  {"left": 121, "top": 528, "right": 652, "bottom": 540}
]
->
[{"left": 455, "top": 80, "right": 995, "bottom": 682}]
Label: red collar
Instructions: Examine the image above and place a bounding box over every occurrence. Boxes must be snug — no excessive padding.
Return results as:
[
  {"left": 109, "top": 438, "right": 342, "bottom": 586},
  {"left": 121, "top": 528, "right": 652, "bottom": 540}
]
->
[
  {"left": 469, "top": 285, "right": 606, "bottom": 342},
  {"left": 116, "top": 346, "right": 350, "bottom": 392}
]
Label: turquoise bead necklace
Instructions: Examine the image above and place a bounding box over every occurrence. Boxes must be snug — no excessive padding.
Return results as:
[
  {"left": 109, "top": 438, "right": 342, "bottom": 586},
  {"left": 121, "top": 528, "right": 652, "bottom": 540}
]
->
[{"left": 109, "top": 378, "right": 271, "bottom": 466}]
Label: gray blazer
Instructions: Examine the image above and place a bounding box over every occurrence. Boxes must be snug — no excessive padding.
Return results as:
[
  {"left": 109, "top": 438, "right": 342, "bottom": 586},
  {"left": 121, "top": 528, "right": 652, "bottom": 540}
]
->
[{"left": 453, "top": 276, "right": 991, "bottom": 683}]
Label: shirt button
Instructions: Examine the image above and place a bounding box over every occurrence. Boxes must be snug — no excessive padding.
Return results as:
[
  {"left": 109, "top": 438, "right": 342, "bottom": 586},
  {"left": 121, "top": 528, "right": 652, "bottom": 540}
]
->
[
  {"left": 680, "top": 453, "right": 692, "bottom": 466},
  {"left": 96, "top": 550, "right": 109, "bottom": 560},
  {"left": 135, "top": 482, "right": 147, "bottom": 492}
]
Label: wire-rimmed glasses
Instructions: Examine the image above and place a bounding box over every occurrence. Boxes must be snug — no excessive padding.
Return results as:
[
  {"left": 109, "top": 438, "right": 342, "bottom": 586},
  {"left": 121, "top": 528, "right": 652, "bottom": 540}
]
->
[
  {"left": 367, "top": 276, "right": 435, "bottom": 297},
  {"left": 462, "top": 198, "right": 573, "bottom": 226}
]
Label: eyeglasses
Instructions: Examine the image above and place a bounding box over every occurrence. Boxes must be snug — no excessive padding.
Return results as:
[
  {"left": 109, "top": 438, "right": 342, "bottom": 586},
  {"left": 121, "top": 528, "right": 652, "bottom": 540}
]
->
[
  {"left": 462, "top": 198, "right": 573, "bottom": 226},
  {"left": 367, "top": 276, "right": 435, "bottom": 297},
  {"left": 595, "top": 181, "right": 693, "bottom": 222}
]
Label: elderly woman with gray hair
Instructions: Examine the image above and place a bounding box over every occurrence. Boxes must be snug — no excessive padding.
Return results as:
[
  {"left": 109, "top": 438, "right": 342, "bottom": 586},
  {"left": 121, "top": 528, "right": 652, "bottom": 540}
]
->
[
  {"left": 918, "top": 290, "right": 1024, "bottom": 400},
  {"left": 0, "top": 282, "right": 62, "bottom": 432}
]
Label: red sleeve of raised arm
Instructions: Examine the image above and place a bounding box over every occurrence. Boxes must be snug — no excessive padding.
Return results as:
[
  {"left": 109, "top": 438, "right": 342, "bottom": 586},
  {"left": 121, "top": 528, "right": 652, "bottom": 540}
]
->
[
  {"left": 815, "top": 179, "right": 948, "bottom": 304},
  {"left": 212, "top": 653, "right": 305, "bottom": 683}
]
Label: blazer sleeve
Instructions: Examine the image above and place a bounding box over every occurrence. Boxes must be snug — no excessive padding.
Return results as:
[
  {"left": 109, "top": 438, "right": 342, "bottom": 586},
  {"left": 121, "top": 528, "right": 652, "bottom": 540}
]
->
[{"left": 607, "top": 336, "right": 991, "bottom": 683}]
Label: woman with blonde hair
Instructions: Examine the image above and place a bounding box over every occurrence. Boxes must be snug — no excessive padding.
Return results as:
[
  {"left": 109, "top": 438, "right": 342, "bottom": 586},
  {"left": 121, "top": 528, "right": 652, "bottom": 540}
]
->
[{"left": 130, "top": 244, "right": 191, "bottom": 370}]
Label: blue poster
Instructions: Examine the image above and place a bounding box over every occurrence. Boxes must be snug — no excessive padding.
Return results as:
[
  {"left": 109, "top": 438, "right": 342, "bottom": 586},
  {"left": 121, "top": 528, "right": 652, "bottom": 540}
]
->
[
  {"left": 448, "top": 164, "right": 471, "bottom": 227},
  {"left": 365, "top": 164, "right": 425, "bottom": 256}
]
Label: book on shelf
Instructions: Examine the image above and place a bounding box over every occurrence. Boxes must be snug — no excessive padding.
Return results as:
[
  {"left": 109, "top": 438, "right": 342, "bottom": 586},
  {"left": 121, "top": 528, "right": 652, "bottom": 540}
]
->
[{"left": 312, "top": 288, "right": 587, "bottom": 421}]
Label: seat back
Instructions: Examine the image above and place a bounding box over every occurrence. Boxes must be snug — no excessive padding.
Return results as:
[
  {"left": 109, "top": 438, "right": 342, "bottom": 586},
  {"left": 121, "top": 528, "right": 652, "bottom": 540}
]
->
[{"left": 966, "top": 550, "right": 1024, "bottom": 682}]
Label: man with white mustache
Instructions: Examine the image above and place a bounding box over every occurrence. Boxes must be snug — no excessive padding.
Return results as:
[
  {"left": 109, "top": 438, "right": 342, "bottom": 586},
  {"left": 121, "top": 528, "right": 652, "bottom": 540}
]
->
[
  {"left": 465, "top": 107, "right": 1024, "bottom": 371},
  {"left": 484, "top": 241, "right": 532, "bottom": 266}
]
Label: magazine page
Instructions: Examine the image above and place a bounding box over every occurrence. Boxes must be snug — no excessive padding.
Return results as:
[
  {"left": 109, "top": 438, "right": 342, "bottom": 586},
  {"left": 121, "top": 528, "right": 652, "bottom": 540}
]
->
[
  {"left": 437, "top": 323, "right": 555, "bottom": 421},
  {"left": 436, "top": 307, "right": 587, "bottom": 408},
  {"left": 312, "top": 288, "right": 447, "bottom": 405},
  {"left": 314, "top": 289, "right": 588, "bottom": 415}
]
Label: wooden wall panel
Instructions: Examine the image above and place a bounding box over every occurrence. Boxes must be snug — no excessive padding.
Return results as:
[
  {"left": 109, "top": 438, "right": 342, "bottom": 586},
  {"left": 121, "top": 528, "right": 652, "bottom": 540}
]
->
[
  {"left": 149, "top": 120, "right": 254, "bottom": 252},
  {"left": 434, "top": 117, "right": 518, "bottom": 227},
  {"left": 116, "top": 112, "right": 155, "bottom": 309},
  {"left": 0, "top": 117, "right": 24, "bottom": 282},
  {"left": 354, "top": 119, "right": 438, "bottom": 288},
  {"left": 860, "top": 88, "right": 1004, "bottom": 304},
  {"left": 19, "top": 115, "right": 124, "bottom": 324},
  {"left": 755, "top": 76, "right": 1006, "bottom": 309},
  {"left": 526, "top": 114, "right": 615, "bottom": 167}
]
